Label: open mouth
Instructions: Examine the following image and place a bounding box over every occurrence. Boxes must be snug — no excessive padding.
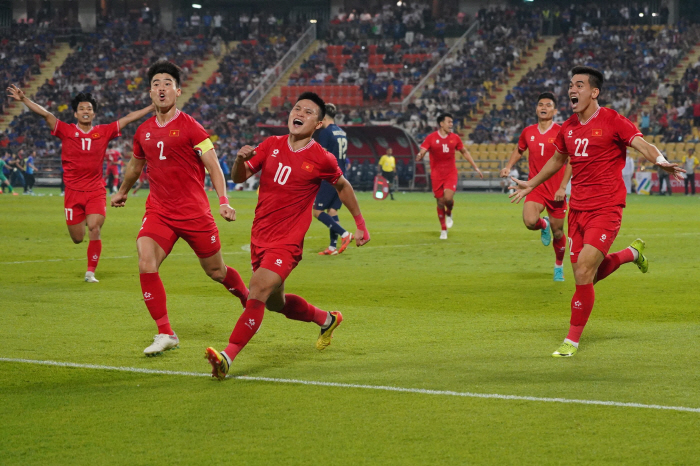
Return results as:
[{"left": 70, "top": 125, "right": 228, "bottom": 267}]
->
[
  {"left": 571, "top": 96, "right": 579, "bottom": 105},
  {"left": 293, "top": 118, "right": 303, "bottom": 127},
  {"left": 82, "top": 115, "right": 90, "bottom": 119},
  {"left": 158, "top": 92, "right": 166, "bottom": 101}
]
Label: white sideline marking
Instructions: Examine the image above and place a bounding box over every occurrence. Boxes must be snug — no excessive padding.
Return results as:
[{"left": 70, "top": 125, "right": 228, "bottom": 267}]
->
[{"left": 2, "top": 357, "right": 699, "bottom": 414}]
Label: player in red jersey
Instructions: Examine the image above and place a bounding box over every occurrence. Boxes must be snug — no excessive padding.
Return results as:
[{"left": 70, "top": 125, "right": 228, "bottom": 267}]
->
[
  {"left": 204, "top": 92, "right": 370, "bottom": 380},
  {"left": 510, "top": 66, "right": 684, "bottom": 357},
  {"left": 6, "top": 84, "right": 152, "bottom": 283},
  {"left": 417, "top": 113, "right": 482, "bottom": 239},
  {"left": 111, "top": 61, "right": 249, "bottom": 357},
  {"left": 501, "top": 92, "right": 572, "bottom": 281},
  {"left": 104, "top": 142, "right": 123, "bottom": 193}
]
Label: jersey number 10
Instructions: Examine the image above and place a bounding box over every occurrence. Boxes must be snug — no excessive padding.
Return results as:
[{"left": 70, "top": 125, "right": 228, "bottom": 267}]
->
[{"left": 274, "top": 163, "right": 292, "bottom": 185}]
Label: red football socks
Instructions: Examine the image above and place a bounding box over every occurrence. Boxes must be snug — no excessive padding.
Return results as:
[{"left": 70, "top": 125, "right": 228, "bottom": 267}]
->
[
  {"left": 87, "top": 240, "right": 102, "bottom": 273},
  {"left": 224, "top": 299, "right": 265, "bottom": 360},
  {"left": 280, "top": 294, "right": 328, "bottom": 326},
  {"left": 553, "top": 235, "right": 566, "bottom": 267},
  {"left": 139, "top": 272, "right": 172, "bottom": 335},
  {"left": 566, "top": 283, "right": 595, "bottom": 343},
  {"left": 222, "top": 266, "right": 249, "bottom": 307},
  {"left": 445, "top": 200, "right": 454, "bottom": 217},
  {"left": 596, "top": 248, "right": 635, "bottom": 282},
  {"left": 535, "top": 218, "right": 547, "bottom": 230},
  {"left": 437, "top": 206, "right": 447, "bottom": 230}
]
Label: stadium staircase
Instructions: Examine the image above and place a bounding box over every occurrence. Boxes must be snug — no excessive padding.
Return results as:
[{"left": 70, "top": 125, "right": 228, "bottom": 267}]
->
[
  {"left": 0, "top": 43, "right": 72, "bottom": 134},
  {"left": 459, "top": 36, "right": 558, "bottom": 139},
  {"left": 637, "top": 40, "right": 700, "bottom": 137},
  {"left": 179, "top": 45, "right": 237, "bottom": 108},
  {"left": 257, "top": 40, "right": 321, "bottom": 110}
]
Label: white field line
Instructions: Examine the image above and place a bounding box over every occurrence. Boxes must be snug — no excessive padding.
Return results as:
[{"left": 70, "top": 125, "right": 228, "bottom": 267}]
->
[{"left": 1, "top": 357, "right": 698, "bottom": 414}]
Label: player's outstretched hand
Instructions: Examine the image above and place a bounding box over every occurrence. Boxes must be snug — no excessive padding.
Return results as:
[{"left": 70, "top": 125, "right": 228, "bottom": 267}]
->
[
  {"left": 508, "top": 177, "right": 533, "bottom": 204},
  {"left": 355, "top": 228, "right": 370, "bottom": 246},
  {"left": 6, "top": 84, "right": 24, "bottom": 101},
  {"left": 475, "top": 167, "right": 484, "bottom": 179},
  {"left": 554, "top": 186, "right": 566, "bottom": 201},
  {"left": 111, "top": 192, "right": 128, "bottom": 207},
  {"left": 236, "top": 145, "right": 256, "bottom": 162},
  {"left": 499, "top": 167, "right": 510, "bottom": 178},
  {"left": 656, "top": 161, "right": 686, "bottom": 181},
  {"left": 219, "top": 204, "right": 236, "bottom": 222}
]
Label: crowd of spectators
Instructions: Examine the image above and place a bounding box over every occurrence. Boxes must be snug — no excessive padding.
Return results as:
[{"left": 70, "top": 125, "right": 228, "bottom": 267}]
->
[
  {"left": 2, "top": 19, "right": 211, "bottom": 175},
  {"left": 0, "top": 25, "right": 56, "bottom": 116},
  {"left": 469, "top": 22, "right": 696, "bottom": 143}
]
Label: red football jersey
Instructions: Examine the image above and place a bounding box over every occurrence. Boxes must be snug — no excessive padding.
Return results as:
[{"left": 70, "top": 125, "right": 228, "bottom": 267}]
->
[
  {"left": 105, "top": 149, "right": 122, "bottom": 166},
  {"left": 420, "top": 131, "right": 463, "bottom": 177},
  {"left": 246, "top": 135, "right": 343, "bottom": 252},
  {"left": 553, "top": 107, "right": 642, "bottom": 211},
  {"left": 518, "top": 122, "right": 566, "bottom": 200},
  {"left": 133, "top": 110, "right": 213, "bottom": 220},
  {"left": 52, "top": 120, "right": 121, "bottom": 191}
]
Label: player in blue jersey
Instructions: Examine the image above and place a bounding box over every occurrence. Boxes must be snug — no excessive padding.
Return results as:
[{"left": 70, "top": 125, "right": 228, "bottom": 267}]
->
[{"left": 312, "top": 103, "right": 354, "bottom": 255}]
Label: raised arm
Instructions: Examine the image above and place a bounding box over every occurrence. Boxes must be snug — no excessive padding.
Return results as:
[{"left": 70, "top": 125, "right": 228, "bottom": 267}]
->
[
  {"left": 554, "top": 162, "right": 573, "bottom": 201},
  {"left": 200, "top": 148, "right": 236, "bottom": 222},
  {"left": 231, "top": 145, "right": 256, "bottom": 183},
  {"left": 117, "top": 104, "right": 154, "bottom": 131},
  {"left": 6, "top": 84, "right": 57, "bottom": 129},
  {"left": 111, "top": 155, "right": 146, "bottom": 207},
  {"left": 333, "top": 175, "right": 370, "bottom": 246},
  {"left": 630, "top": 136, "right": 685, "bottom": 179},
  {"left": 458, "top": 147, "right": 483, "bottom": 179},
  {"left": 500, "top": 146, "right": 524, "bottom": 178},
  {"left": 509, "top": 151, "right": 569, "bottom": 204}
]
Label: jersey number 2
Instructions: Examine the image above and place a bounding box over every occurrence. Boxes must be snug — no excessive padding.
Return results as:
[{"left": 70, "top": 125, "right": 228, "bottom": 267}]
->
[
  {"left": 273, "top": 163, "right": 291, "bottom": 185},
  {"left": 157, "top": 141, "right": 166, "bottom": 160}
]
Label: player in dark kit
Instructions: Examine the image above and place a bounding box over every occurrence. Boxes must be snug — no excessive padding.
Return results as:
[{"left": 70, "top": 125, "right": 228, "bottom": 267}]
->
[
  {"left": 6, "top": 84, "right": 152, "bottom": 282},
  {"left": 417, "top": 113, "right": 482, "bottom": 239},
  {"left": 205, "top": 92, "right": 370, "bottom": 380},
  {"left": 110, "top": 61, "right": 249, "bottom": 356},
  {"left": 510, "top": 66, "right": 685, "bottom": 357},
  {"left": 312, "top": 103, "right": 353, "bottom": 255},
  {"left": 501, "top": 92, "right": 572, "bottom": 281}
]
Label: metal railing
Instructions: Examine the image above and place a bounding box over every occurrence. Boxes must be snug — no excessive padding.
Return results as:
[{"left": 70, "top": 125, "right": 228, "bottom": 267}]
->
[
  {"left": 241, "top": 23, "right": 316, "bottom": 109},
  {"left": 400, "top": 21, "right": 478, "bottom": 111}
]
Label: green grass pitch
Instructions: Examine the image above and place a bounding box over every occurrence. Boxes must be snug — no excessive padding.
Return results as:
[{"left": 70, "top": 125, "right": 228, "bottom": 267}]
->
[{"left": 1, "top": 189, "right": 699, "bottom": 465}]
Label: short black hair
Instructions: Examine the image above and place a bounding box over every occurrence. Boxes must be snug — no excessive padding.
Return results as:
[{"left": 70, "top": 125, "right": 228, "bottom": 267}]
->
[
  {"left": 296, "top": 92, "right": 326, "bottom": 121},
  {"left": 570, "top": 65, "right": 604, "bottom": 92},
  {"left": 537, "top": 92, "right": 556, "bottom": 105},
  {"left": 71, "top": 93, "right": 98, "bottom": 112},
  {"left": 437, "top": 113, "right": 454, "bottom": 125},
  {"left": 325, "top": 103, "right": 337, "bottom": 119},
  {"left": 148, "top": 60, "right": 182, "bottom": 88}
]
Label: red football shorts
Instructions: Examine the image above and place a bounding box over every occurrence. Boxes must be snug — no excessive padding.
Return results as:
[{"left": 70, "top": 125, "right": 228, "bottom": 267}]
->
[
  {"left": 105, "top": 165, "right": 120, "bottom": 177},
  {"left": 64, "top": 188, "right": 106, "bottom": 225},
  {"left": 567, "top": 206, "right": 623, "bottom": 263},
  {"left": 431, "top": 171, "right": 458, "bottom": 198},
  {"left": 137, "top": 212, "right": 221, "bottom": 258},
  {"left": 250, "top": 244, "right": 301, "bottom": 282},
  {"left": 525, "top": 190, "right": 568, "bottom": 219}
]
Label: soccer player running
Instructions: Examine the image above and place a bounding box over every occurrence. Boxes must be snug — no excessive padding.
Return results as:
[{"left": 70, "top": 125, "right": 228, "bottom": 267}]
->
[
  {"left": 6, "top": 84, "right": 152, "bottom": 282},
  {"left": 417, "top": 113, "right": 482, "bottom": 239},
  {"left": 509, "top": 66, "right": 685, "bottom": 357},
  {"left": 104, "top": 142, "right": 123, "bottom": 193},
  {"left": 110, "top": 61, "right": 249, "bottom": 357},
  {"left": 205, "top": 92, "right": 370, "bottom": 380},
  {"left": 312, "top": 103, "right": 354, "bottom": 255},
  {"left": 500, "top": 92, "right": 573, "bottom": 281}
]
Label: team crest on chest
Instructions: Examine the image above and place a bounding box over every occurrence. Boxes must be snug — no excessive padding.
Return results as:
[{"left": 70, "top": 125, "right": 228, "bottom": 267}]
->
[
  {"left": 592, "top": 129, "right": 603, "bottom": 137},
  {"left": 169, "top": 130, "right": 180, "bottom": 137},
  {"left": 91, "top": 133, "right": 100, "bottom": 139},
  {"left": 301, "top": 161, "right": 314, "bottom": 172},
  {"left": 548, "top": 138, "right": 555, "bottom": 143}
]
